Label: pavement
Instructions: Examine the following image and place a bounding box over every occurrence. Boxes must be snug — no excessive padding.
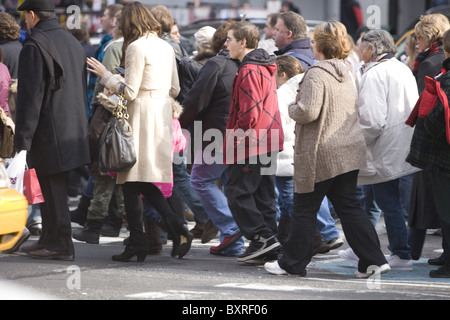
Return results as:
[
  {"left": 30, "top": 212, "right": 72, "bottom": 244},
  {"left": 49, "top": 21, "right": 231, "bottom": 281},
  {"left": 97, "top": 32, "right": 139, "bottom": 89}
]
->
[{"left": 0, "top": 197, "right": 449, "bottom": 301}]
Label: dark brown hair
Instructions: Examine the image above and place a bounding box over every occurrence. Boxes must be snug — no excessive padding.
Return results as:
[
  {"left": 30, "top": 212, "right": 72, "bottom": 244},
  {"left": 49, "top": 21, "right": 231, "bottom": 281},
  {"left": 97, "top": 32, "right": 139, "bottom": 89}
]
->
[{"left": 120, "top": 2, "right": 161, "bottom": 66}]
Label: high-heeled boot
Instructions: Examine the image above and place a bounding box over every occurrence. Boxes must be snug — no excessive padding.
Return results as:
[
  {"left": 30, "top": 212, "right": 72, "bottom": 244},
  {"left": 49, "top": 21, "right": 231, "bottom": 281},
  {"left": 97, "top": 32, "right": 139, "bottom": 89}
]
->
[
  {"left": 144, "top": 218, "right": 162, "bottom": 255},
  {"left": 112, "top": 245, "right": 147, "bottom": 262},
  {"left": 163, "top": 216, "right": 193, "bottom": 259}
]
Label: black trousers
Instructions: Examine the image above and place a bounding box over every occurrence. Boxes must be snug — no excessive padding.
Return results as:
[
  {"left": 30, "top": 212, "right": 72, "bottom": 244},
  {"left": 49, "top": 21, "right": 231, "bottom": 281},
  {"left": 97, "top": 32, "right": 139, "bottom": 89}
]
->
[
  {"left": 38, "top": 171, "right": 74, "bottom": 254},
  {"left": 225, "top": 159, "right": 278, "bottom": 240},
  {"left": 122, "top": 182, "right": 185, "bottom": 252},
  {"left": 279, "top": 170, "right": 387, "bottom": 275}
]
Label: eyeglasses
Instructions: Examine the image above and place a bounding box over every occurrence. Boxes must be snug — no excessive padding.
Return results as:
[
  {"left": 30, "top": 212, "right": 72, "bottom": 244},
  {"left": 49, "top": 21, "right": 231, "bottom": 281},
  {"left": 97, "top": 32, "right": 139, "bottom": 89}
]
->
[{"left": 225, "top": 38, "right": 240, "bottom": 43}]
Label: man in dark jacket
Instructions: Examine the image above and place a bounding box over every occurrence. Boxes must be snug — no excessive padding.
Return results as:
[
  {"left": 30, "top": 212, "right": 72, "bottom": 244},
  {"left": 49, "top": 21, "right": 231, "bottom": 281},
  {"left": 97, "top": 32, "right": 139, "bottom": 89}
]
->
[
  {"left": 273, "top": 12, "right": 315, "bottom": 71},
  {"left": 14, "top": 0, "right": 90, "bottom": 260},
  {"left": 340, "top": 0, "right": 364, "bottom": 41},
  {"left": 181, "top": 47, "right": 244, "bottom": 257},
  {"left": 224, "top": 21, "right": 284, "bottom": 264}
]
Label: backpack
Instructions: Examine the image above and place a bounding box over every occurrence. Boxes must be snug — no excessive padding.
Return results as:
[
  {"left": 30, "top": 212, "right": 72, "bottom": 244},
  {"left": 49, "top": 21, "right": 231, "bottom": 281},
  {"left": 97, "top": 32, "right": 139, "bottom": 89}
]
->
[{"left": 175, "top": 56, "right": 202, "bottom": 104}]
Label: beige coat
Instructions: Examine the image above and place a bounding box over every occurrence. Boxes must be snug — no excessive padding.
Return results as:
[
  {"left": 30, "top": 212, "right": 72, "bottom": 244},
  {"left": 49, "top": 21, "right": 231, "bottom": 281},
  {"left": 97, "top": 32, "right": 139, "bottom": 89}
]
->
[
  {"left": 101, "top": 33, "right": 180, "bottom": 184},
  {"left": 288, "top": 59, "right": 366, "bottom": 194}
]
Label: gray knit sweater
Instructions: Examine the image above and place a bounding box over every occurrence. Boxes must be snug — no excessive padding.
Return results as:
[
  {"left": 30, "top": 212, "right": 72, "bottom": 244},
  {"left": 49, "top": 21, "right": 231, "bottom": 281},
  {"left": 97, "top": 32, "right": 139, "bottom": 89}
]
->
[{"left": 288, "top": 59, "right": 367, "bottom": 193}]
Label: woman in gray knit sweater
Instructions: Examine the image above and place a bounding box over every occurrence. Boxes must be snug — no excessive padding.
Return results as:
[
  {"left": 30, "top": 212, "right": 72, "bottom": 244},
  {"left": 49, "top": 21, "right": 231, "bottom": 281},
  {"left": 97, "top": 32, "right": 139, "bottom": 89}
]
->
[{"left": 265, "top": 21, "right": 389, "bottom": 278}]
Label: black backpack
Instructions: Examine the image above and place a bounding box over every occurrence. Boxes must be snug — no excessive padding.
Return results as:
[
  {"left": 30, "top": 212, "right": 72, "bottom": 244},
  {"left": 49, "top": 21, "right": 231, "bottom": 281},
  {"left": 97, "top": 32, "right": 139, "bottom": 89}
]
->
[{"left": 176, "top": 56, "right": 202, "bottom": 104}]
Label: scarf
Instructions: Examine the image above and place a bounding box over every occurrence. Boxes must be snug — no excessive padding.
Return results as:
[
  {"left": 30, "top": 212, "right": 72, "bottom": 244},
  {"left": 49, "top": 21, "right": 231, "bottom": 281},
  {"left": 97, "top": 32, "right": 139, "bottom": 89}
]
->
[
  {"left": 412, "top": 41, "right": 443, "bottom": 79},
  {"left": 24, "top": 28, "right": 64, "bottom": 91},
  {"left": 406, "top": 52, "right": 449, "bottom": 128}
]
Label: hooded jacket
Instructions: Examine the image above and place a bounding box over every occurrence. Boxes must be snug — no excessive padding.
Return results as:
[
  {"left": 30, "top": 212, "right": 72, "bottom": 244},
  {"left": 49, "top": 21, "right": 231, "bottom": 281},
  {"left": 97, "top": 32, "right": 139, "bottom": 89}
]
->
[
  {"left": 289, "top": 59, "right": 366, "bottom": 193},
  {"left": 224, "top": 48, "right": 284, "bottom": 164}
]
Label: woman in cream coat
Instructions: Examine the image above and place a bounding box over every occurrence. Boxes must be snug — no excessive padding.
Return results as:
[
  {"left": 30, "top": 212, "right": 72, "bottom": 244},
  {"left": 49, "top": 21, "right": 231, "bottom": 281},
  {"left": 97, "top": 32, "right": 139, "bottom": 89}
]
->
[{"left": 87, "top": 2, "right": 192, "bottom": 262}]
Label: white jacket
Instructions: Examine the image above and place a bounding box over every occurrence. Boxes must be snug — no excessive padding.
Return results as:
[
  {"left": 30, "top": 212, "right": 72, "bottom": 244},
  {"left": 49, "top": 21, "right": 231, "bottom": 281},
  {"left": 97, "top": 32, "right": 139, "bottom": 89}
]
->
[
  {"left": 357, "top": 57, "right": 420, "bottom": 185},
  {"left": 276, "top": 73, "right": 304, "bottom": 176}
]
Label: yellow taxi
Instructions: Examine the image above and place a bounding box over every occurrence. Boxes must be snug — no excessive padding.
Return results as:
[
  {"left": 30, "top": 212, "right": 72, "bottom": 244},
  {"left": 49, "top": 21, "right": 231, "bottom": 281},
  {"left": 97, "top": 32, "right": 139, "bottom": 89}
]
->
[{"left": 0, "top": 158, "right": 28, "bottom": 252}]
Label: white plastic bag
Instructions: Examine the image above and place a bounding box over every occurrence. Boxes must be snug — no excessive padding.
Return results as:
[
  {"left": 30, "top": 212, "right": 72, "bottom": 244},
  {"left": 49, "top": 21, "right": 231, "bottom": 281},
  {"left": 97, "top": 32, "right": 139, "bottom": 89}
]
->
[{"left": 6, "top": 150, "right": 27, "bottom": 194}]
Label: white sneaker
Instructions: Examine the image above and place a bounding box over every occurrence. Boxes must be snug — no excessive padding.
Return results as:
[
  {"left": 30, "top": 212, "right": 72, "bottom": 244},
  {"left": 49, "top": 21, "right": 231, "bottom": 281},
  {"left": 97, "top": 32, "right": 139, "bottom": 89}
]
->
[
  {"left": 264, "top": 261, "right": 288, "bottom": 276},
  {"left": 387, "top": 255, "right": 413, "bottom": 271},
  {"left": 338, "top": 248, "right": 359, "bottom": 263},
  {"left": 354, "top": 264, "right": 391, "bottom": 279}
]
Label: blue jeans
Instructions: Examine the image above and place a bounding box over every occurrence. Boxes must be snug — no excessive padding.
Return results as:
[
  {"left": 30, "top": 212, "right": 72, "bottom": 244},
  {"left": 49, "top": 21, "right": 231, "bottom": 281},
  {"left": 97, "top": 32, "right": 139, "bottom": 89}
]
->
[
  {"left": 372, "top": 177, "right": 411, "bottom": 260},
  {"left": 190, "top": 160, "right": 244, "bottom": 255},
  {"left": 357, "top": 185, "right": 382, "bottom": 227},
  {"left": 173, "top": 161, "right": 209, "bottom": 226},
  {"left": 275, "top": 176, "right": 339, "bottom": 242}
]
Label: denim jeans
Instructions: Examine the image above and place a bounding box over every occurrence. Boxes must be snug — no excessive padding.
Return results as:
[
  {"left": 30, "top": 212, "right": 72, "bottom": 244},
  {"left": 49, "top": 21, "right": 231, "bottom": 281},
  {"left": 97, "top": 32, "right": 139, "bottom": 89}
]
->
[
  {"left": 275, "top": 176, "right": 339, "bottom": 242},
  {"left": 190, "top": 159, "right": 244, "bottom": 255},
  {"left": 357, "top": 185, "right": 382, "bottom": 227},
  {"left": 173, "top": 161, "right": 209, "bottom": 227},
  {"left": 372, "top": 177, "right": 411, "bottom": 260}
]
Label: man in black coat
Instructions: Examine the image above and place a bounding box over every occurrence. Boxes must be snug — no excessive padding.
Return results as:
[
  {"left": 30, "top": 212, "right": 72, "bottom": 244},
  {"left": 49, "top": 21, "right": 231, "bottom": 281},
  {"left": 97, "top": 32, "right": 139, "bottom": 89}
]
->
[{"left": 14, "top": 0, "right": 90, "bottom": 260}]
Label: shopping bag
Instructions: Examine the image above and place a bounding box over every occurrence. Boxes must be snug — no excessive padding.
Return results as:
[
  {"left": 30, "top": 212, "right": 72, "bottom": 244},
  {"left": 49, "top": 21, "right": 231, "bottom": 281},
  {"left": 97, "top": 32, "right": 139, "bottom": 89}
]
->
[
  {"left": 23, "top": 168, "right": 44, "bottom": 204},
  {"left": 6, "top": 150, "right": 27, "bottom": 194}
]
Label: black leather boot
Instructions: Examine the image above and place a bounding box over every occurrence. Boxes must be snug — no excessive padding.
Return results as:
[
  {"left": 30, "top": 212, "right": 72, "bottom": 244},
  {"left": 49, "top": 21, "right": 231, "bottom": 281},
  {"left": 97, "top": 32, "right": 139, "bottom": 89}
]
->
[
  {"left": 112, "top": 245, "right": 147, "bottom": 262},
  {"left": 72, "top": 219, "right": 103, "bottom": 244},
  {"left": 70, "top": 194, "right": 92, "bottom": 226},
  {"left": 144, "top": 218, "right": 163, "bottom": 255}
]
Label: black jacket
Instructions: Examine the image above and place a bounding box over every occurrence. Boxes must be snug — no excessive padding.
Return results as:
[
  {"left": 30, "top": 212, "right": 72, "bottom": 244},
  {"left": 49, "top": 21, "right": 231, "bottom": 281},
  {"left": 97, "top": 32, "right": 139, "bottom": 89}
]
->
[
  {"left": 14, "top": 18, "right": 90, "bottom": 176},
  {"left": 180, "top": 50, "right": 239, "bottom": 149}
]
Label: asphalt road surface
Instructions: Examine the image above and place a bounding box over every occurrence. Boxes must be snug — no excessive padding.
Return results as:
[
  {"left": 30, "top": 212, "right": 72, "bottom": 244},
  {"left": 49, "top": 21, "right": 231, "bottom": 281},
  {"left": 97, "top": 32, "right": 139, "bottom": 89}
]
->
[{"left": 1, "top": 215, "right": 450, "bottom": 305}]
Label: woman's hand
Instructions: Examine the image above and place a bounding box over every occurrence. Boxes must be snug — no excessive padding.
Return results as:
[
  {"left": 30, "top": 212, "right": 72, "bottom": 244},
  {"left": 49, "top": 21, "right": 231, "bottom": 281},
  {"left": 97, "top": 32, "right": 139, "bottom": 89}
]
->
[{"left": 86, "top": 57, "right": 108, "bottom": 78}]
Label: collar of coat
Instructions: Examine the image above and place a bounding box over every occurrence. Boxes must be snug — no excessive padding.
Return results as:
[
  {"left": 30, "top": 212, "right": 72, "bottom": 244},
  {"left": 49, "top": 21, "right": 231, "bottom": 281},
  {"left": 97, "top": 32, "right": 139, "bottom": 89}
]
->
[{"left": 24, "top": 19, "right": 64, "bottom": 90}]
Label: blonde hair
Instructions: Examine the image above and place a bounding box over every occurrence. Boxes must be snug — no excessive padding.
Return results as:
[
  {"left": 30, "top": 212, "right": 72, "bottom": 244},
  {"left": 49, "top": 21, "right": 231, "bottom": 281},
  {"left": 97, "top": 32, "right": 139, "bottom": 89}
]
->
[
  {"left": 415, "top": 13, "right": 450, "bottom": 47},
  {"left": 314, "top": 21, "right": 351, "bottom": 60}
]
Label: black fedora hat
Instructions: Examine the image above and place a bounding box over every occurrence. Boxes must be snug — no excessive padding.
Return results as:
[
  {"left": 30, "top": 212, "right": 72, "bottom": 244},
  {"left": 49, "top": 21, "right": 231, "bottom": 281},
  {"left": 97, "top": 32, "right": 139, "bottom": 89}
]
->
[{"left": 18, "top": 0, "right": 55, "bottom": 11}]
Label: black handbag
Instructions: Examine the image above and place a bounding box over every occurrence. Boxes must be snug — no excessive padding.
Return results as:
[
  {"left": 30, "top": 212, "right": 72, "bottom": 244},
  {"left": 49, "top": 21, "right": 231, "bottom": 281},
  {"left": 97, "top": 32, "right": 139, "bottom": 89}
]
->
[{"left": 96, "top": 95, "right": 136, "bottom": 172}]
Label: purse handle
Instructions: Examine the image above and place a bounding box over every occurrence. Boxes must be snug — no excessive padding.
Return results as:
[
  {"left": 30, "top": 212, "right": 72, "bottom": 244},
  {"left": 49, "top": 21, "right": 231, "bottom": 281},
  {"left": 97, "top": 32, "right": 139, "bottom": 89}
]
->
[{"left": 113, "top": 94, "right": 129, "bottom": 120}]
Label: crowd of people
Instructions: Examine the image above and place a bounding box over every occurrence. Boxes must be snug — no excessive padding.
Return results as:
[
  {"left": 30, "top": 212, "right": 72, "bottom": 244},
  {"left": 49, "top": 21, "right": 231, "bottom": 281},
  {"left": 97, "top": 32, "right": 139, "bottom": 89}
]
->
[{"left": 0, "top": 0, "right": 449, "bottom": 280}]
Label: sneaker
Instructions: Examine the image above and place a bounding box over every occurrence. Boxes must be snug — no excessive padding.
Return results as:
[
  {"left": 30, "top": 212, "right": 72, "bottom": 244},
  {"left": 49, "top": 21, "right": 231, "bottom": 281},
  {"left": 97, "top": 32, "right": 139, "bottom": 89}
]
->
[
  {"left": 244, "top": 251, "right": 278, "bottom": 265},
  {"left": 326, "top": 238, "right": 344, "bottom": 251},
  {"left": 429, "top": 265, "right": 450, "bottom": 278},
  {"left": 210, "top": 231, "right": 242, "bottom": 254},
  {"left": 354, "top": 264, "right": 391, "bottom": 279},
  {"left": 338, "top": 248, "right": 359, "bottom": 263},
  {"left": 387, "top": 255, "right": 413, "bottom": 271},
  {"left": 237, "top": 235, "right": 281, "bottom": 263},
  {"left": 264, "top": 261, "right": 289, "bottom": 275}
]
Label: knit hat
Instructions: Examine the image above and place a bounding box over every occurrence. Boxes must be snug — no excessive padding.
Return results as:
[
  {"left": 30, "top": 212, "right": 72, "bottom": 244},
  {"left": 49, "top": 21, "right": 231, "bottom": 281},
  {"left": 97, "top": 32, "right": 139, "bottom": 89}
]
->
[
  {"left": 194, "top": 26, "right": 216, "bottom": 49},
  {"left": 18, "top": 0, "right": 55, "bottom": 11}
]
